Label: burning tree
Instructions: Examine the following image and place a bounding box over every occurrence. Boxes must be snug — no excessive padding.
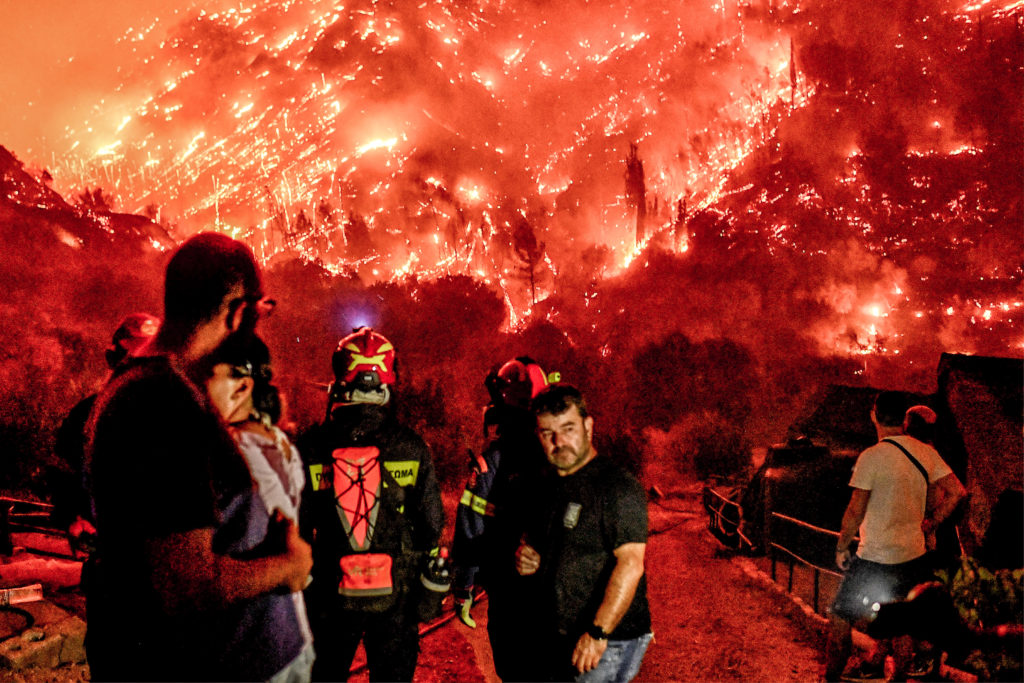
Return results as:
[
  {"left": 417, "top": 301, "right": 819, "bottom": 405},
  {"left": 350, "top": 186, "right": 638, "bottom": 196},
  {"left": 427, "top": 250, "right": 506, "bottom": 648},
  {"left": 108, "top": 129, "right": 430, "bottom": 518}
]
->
[{"left": 1, "top": 0, "right": 1021, "bottom": 495}]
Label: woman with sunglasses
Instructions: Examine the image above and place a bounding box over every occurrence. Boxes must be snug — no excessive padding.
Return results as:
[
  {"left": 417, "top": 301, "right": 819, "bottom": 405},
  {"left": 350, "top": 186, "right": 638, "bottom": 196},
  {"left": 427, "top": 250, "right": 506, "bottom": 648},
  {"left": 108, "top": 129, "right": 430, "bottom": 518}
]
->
[{"left": 207, "top": 334, "right": 315, "bottom": 683}]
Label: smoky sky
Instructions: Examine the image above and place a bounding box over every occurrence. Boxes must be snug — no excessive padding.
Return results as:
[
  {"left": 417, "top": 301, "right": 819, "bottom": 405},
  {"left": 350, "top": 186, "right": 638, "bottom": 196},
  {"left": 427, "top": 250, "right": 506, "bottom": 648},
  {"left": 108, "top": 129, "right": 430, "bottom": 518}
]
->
[{"left": 0, "top": 0, "right": 196, "bottom": 156}]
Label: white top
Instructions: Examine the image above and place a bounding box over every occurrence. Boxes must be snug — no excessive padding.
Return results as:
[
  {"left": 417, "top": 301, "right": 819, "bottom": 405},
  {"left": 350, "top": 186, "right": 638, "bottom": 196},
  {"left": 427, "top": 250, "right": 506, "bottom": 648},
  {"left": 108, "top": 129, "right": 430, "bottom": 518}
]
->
[
  {"left": 850, "top": 434, "right": 952, "bottom": 564},
  {"left": 234, "top": 425, "right": 312, "bottom": 648},
  {"left": 235, "top": 426, "right": 305, "bottom": 522}
]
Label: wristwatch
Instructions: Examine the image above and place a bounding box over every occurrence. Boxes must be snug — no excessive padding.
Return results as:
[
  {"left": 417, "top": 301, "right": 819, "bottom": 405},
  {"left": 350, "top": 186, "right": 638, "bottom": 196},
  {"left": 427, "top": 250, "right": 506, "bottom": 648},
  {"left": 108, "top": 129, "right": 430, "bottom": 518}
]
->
[{"left": 586, "top": 624, "right": 611, "bottom": 641}]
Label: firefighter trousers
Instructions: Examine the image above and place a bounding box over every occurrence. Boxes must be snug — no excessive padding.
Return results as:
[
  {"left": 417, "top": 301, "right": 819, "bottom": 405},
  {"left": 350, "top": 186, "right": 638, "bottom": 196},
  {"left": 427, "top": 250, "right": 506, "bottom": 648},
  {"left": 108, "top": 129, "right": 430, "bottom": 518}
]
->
[{"left": 310, "top": 600, "right": 420, "bottom": 682}]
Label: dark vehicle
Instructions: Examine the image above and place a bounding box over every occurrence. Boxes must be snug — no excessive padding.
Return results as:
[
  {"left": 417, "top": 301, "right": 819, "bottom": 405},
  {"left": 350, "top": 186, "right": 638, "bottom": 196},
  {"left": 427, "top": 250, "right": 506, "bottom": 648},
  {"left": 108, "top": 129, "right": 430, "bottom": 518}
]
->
[
  {"left": 739, "top": 437, "right": 856, "bottom": 564},
  {"left": 703, "top": 437, "right": 856, "bottom": 562}
]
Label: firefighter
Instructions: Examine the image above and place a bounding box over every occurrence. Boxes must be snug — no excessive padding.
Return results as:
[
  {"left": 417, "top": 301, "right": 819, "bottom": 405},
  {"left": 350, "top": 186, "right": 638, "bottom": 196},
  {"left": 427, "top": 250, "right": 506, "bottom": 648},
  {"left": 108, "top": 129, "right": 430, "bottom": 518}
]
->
[
  {"left": 452, "top": 356, "right": 552, "bottom": 680},
  {"left": 51, "top": 312, "right": 159, "bottom": 553},
  {"left": 299, "top": 327, "right": 445, "bottom": 682}
]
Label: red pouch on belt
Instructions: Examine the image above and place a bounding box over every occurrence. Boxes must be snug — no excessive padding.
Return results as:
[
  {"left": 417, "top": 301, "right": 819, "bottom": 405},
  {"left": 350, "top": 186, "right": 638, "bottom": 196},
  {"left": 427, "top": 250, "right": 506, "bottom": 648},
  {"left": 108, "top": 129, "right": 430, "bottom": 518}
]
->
[{"left": 338, "top": 553, "right": 394, "bottom": 597}]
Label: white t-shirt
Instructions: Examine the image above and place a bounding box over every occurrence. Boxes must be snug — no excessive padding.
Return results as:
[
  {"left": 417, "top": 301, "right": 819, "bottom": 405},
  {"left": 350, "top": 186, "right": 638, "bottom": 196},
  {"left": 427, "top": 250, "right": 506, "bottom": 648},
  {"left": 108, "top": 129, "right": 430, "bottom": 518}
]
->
[
  {"left": 235, "top": 426, "right": 305, "bottom": 522},
  {"left": 849, "top": 434, "right": 952, "bottom": 565},
  {"left": 234, "top": 426, "right": 312, "bottom": 648}
]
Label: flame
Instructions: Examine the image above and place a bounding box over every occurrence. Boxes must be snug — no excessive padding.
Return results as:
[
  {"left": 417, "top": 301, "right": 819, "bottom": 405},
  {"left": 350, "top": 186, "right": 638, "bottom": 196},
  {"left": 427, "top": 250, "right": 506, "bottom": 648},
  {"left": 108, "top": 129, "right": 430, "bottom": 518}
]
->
[{"left": 3, "top": 0, "right": 1017, "bottom": 355}]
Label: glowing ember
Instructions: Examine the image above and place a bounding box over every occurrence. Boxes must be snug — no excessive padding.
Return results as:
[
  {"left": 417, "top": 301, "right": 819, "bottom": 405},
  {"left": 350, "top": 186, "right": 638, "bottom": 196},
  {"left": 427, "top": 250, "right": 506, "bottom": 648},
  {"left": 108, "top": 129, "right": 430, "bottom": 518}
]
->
[{"left": 2, "top": 0, "right": 1021, "bottom": 357}]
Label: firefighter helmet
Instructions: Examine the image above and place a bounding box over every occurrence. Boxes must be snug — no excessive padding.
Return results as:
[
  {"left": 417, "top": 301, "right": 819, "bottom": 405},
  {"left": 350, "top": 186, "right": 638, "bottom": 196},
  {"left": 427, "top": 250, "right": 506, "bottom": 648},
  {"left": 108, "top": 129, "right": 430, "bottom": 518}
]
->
[
  {"left": 489, "top": 357, "right": 549, "bottom": 410},
  {"left": 332, "top": 327, "right": 397, "bottom": 390},
  {"left": 105, "top": 312, "right": 160, "bottom": 369}
]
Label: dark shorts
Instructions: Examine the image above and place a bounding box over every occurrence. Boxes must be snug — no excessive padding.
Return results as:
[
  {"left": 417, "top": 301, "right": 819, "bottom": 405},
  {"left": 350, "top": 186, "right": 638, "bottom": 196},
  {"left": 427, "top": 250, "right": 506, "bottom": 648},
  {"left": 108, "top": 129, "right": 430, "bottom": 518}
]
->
[{"left": 831, "top": 554, "right": 933, "bottom": 625}]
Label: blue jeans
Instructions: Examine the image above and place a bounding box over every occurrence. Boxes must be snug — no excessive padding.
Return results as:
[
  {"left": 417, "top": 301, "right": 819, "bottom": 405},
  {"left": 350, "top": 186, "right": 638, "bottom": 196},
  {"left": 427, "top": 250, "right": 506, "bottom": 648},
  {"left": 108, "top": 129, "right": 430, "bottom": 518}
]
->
[{"left": 575, "top": 633, "right": 653, "bottom": 683}]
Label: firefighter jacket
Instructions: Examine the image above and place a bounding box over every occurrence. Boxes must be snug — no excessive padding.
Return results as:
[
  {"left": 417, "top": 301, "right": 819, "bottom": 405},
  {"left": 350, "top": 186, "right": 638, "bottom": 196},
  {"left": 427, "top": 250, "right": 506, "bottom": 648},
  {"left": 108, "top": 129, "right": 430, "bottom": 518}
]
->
[
  {"left": 453, "top": 426, "right": 545, "bottom": 594},
  {"left": 298, "top": 408, "right": 444, "bottom": 613}
]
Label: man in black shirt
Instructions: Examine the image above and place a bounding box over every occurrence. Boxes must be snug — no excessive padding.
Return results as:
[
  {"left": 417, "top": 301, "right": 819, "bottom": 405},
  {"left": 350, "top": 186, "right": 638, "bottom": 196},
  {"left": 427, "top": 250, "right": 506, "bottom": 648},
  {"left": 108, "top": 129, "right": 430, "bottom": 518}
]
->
[
  {"left": 516, "top": 384, "right": 652, "bottom": 682},
  {"left": 86, "top": 233, "right": 312, "bottom": 681}
]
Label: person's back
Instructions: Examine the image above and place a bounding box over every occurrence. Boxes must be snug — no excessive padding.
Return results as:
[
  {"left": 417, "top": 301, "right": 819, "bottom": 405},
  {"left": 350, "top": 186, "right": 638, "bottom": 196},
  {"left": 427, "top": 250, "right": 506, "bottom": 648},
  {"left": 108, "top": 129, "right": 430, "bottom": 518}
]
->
[
  {"left": 300, "top": 412, "right": 441, "bottom": 600},
  {"left": 89, "top": 356, "right": 290, "bottom": 680},
  {"left": 826, "top": 391, "right": 964, "bottom": 681},
  {"left": 51, "top": 395, "right": 97, "bottom": 534},
  {"left": 854, "top": 434, "right": 945, "bottom": 564},
  {"left": 298, "top": 327, "right": 444, "bottom": 682},
  {"left": 51, "top": 313, "right": 160, "bottom": 546}
]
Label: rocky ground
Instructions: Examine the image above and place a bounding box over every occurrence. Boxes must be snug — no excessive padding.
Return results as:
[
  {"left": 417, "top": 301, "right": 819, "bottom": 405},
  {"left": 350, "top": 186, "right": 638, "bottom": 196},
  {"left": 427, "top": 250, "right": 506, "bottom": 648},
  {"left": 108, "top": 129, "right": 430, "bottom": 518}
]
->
[{"left": 2, "top": 486, "right": 828, "bottom": 682}]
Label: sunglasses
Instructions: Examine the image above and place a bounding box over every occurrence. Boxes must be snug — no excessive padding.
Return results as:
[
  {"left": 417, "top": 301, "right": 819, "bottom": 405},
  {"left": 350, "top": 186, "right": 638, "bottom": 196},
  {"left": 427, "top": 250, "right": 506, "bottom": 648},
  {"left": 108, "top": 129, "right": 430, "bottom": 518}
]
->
[{"left": 229, "top": 361, "right": 254, "bottom": 379}]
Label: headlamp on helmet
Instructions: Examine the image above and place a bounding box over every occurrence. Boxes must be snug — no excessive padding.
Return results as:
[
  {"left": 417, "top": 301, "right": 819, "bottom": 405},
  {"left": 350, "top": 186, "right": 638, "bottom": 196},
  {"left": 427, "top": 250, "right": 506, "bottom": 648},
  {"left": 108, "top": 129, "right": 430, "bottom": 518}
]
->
[{"left": 329, "top": 327, "right": 396, "bottom": 407}]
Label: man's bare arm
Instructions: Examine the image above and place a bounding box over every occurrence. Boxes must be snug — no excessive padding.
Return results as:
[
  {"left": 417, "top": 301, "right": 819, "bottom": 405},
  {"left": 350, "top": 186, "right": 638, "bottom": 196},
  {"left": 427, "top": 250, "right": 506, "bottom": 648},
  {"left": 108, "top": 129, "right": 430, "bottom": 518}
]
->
[
  {"left": 835, "top": 488, "right": 870, "bottom": 569},
  {"left": 145, "top": 517, "right": 312, "bottom": 615},
  {"left": 924, "top": 473, "right": 967, "bottom": 533},
  {"left": 593, "top": 542, "right": 645, "bottom": 633},
  {"left": 572, "top": 542, "right": 646, "bottom": 673}
]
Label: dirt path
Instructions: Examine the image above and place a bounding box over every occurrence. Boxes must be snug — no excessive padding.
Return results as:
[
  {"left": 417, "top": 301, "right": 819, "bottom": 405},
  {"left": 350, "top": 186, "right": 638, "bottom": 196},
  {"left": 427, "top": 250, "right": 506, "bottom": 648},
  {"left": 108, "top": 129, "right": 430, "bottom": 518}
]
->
[
  {"left": 416, "top": 488, "right": 825, "bottom": 682},
  {"left": 637, "top": 491, "right": 824, "bottom": 682}
]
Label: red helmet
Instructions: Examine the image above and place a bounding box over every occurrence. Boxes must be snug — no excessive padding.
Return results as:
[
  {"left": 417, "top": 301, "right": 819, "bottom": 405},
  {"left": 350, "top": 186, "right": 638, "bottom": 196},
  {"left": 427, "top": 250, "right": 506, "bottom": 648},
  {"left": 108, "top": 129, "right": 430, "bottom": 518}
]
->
[
  {"left": 106, "top": 312, "right": 160, "bottom": 368},
  {"left": 331, "top": 327, "right": 397, "bottom": 389},
  {"left": 493, "top": 357, "right": 549, "bottom": 409}
]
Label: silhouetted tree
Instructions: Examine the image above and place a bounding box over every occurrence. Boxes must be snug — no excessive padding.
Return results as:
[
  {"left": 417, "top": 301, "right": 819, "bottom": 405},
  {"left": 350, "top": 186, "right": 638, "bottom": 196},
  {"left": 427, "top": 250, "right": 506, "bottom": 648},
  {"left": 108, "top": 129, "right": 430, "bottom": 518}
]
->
[
  {"left": 625, "top": 143, "right": 646, "bottom": 245},
  {"left": 75, "top": 187, "right": 114, "bottom": 214},
  {"left": 512, "top": 215, "right": 544, "bottom": 305},
  {"left": 344, "top": 212, "right": 375, "bottom": 260}
]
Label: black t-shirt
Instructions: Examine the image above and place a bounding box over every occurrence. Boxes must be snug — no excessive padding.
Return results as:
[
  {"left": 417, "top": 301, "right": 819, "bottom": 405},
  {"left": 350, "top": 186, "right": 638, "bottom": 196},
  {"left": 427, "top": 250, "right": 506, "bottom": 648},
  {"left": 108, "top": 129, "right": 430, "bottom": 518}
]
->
[
  {"left": 528, "top": 455, "right": 651, "bottom": 640},
  {"left": 87, "top": 356, "right": 259, "bottom": 679}
]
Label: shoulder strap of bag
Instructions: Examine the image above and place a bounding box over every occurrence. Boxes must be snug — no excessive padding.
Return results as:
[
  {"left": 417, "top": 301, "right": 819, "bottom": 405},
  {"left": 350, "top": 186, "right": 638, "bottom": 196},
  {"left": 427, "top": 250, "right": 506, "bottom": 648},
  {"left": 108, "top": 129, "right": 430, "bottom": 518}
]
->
[{"left": 881, "top": 438, "right": 929, "bottom": 486}]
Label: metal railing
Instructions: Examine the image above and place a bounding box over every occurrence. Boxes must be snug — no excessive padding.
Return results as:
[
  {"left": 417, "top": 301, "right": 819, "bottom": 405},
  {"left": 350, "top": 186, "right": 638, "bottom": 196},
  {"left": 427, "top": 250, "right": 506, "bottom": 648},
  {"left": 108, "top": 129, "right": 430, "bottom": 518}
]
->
[
  {"left": 0, "top": 496, "right": 74, "bottom": 559},
  {"left": 702, "top": 486, "right": 755, "bottom": 550},
  {"left": 768, "top": 511, "right": 848, "bottom": 614}
]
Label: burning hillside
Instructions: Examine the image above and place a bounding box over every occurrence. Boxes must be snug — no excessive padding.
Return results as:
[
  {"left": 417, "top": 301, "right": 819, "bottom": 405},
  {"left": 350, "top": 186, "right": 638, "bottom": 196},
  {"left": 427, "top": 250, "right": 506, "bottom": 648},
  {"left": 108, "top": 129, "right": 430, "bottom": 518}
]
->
[
  {"left": 0, "top": 0, "right": 1021, "bottom": 495},
  {"left": 45, "top": 0, "right": 800, "bottom": 289},
  {"left": 20, "top": 0, "right": 1021, "bottom": 332}
]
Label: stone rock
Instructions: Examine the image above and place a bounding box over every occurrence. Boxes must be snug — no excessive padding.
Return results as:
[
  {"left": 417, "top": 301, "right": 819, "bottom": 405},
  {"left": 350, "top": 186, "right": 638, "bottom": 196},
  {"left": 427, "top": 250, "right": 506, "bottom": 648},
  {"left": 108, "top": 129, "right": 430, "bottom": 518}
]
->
[
  {"left": 21, "top": 629, "right": 44, "bottom": 642},
  {"left": 0, "top": 627, "right": 62, "bottom": 670},
  {"left": 48, "top": 616, "right": 87, "bottom": 664},
  {"left": 0, "top": 600, "right": 87, "bottom": 670}
]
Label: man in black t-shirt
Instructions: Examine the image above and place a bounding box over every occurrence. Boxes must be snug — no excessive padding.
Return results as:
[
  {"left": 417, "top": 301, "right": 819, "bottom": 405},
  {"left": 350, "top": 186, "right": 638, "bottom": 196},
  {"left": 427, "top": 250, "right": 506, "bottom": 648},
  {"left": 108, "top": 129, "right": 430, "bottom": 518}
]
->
[
  {"left": 86, "top": 233, "right": 312, "bottom": 681},
  {"left": 516, "top": 384, "right": 652, "bottom": 682}
]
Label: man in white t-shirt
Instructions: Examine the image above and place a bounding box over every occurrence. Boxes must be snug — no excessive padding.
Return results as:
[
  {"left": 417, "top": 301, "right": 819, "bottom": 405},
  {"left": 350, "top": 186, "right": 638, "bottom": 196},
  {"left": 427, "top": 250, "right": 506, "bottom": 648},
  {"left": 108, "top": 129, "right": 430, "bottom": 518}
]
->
[{"left": 823, "top": 391, "right": 966, "bottom": 681}]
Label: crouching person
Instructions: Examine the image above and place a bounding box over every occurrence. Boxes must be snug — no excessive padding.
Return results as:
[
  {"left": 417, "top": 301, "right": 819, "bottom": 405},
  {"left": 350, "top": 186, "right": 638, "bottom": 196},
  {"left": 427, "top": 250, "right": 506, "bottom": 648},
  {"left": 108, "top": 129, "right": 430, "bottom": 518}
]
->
[{"left": 299, "top": 328, "right": 444, "bottom": 682}]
